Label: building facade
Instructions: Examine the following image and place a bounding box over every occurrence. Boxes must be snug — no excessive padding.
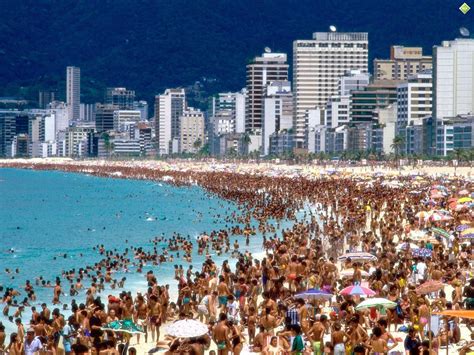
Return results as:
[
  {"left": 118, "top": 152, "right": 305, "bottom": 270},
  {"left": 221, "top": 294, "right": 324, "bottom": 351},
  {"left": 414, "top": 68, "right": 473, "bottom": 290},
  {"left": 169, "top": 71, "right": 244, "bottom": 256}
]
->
[
  {"left": 293, "top": 31, "right": 368, "bottom": 148},
  {"left": 95, "top": 104, "right": 119, "bottom": 133},
  {"left": 105, "top": 88, "right": 136, "bottom": 109},
  {"left": 155, "top": 89, "right": 186, "bottom": 155},
  {"left": 66, "top": 66, "right": 80, "bottom": 122},
  {"left": 246, "top": 52, "right": 289, "bottom": 133},
  {"left": 374, "top": 46, "right": 432, "bottom": 81},
  {"left": 180, "top": 108, "right": 205, "bottom": 154}
]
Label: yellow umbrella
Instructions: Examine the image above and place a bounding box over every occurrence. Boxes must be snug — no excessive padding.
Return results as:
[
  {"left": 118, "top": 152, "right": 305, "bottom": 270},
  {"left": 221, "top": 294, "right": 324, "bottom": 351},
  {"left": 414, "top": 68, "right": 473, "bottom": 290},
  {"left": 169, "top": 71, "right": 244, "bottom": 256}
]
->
[
  {"left": 461, "top": 227, "right": 474, "bottom": 236},
  {"left": 458, "top": 197, "right": 473, "bottom": 203}
]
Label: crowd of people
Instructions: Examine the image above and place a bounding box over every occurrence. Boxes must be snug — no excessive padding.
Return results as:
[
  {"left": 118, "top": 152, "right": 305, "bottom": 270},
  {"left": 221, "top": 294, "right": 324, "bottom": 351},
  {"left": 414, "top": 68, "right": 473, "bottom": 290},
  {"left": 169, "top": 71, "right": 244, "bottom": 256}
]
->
[{"left": 0, "top": 160, "right": 473, "bottom": 355}]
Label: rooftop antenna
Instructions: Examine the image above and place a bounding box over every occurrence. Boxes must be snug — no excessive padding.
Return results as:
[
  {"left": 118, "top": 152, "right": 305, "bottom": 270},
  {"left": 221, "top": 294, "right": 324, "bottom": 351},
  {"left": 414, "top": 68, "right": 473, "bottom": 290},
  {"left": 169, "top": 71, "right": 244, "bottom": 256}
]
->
[
  {"left": 264, "top": 47, "right": 271, "bottom": 53},
  {"left": 460, "top": 27, "right": 470, "bottom": 37},
  {"left": 329, "top": 25, "right": 337, "bottom": 32}
]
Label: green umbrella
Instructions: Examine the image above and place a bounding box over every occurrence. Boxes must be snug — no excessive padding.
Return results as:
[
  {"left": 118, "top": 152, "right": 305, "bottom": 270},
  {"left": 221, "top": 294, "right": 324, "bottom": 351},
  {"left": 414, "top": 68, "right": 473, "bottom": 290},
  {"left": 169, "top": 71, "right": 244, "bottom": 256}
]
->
[{"left": 355, "top": 298, "right": 397, "bottom": 311}]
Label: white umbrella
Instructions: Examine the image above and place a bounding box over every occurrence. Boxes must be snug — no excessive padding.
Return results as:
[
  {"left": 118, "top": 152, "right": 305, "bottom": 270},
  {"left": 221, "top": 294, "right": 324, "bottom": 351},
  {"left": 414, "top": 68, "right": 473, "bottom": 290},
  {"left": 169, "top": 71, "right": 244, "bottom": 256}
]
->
[
  {"left": 355, "top": 298, "right": 397, "bottom": 311},
  {"left": 166, "top": 319, "right": 208, "bottom": 338}
]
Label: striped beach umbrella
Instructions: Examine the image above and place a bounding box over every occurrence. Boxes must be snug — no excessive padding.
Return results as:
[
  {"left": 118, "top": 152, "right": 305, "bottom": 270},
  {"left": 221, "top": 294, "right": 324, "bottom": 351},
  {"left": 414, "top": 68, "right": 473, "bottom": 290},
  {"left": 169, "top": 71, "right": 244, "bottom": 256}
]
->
[
  {"left": 431, "top": 227, "right": 451, "bottom": 239},
  {"left": 340, "top": 285, "right": 376, "bottom": 297},
  {"left": 338, "top": 252, "right": 377, "bottom": 262}
]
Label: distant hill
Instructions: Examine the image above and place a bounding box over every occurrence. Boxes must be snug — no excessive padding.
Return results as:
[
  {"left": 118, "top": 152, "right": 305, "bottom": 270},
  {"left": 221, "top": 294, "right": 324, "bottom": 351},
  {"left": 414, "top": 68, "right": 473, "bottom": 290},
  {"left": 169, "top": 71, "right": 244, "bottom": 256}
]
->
[{"left": 0, "top": 0, "right": 469, "bottom": 106}]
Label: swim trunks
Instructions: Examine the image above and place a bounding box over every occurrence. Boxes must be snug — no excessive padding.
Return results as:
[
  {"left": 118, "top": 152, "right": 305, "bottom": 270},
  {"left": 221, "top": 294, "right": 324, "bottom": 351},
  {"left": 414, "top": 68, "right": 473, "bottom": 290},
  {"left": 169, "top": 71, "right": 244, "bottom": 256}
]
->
[{"left": 218, "top": 296, "right": 228, "bottom": 306}]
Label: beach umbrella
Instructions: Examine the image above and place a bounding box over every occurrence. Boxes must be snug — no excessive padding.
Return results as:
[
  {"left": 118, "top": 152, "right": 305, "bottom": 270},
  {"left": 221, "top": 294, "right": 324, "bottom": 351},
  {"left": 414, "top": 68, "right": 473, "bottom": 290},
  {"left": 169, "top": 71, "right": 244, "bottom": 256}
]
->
[
  {"left": 458, "top": 197, "right": 473, "bottom": 204},
  {"left": 337, "top": 252, "right": 377, "bottom": 262},
  {"left": 396, "top": 242, "right": 419, "bottom": 251},
  {"left": 458, "top": 189, "right": 470, "bottom": 196},
  {"left": 415, "top": 280, "right": 444, "bottom": 295},
  {"left": 460, "top": 232, "right": 474, "bottom": 239},
  {"left": 411, "top": 248, "right": 432, "bottom": 258},
  {"left": 340, "top": 285, "right": 376, "bottom": 297},
  {"left": 101, "top": 319, "right": 145, "bottom": 334},
  {"left": 431, "top": 227, "right": 451, "bottom": 239},
  {"left": 456, "top": 224, "right": 470, "bottom": 232},
  {"left": 433, "top": 310, "right": 474, "bottom": 319},
  {"left": 166, "top": 319, "right": 208, "bottom": 338},
  {"left": 461, "top": 227, "right": 474, "bottom": 236},
  {"left": 295, "top": 288, "right": 333, "bottom": 301},
  {"left": 340, "top": 269, "right": 370, "bottom": 278},
  {"left": 355, "top": 298, "right": 397, "bottom": 311}
]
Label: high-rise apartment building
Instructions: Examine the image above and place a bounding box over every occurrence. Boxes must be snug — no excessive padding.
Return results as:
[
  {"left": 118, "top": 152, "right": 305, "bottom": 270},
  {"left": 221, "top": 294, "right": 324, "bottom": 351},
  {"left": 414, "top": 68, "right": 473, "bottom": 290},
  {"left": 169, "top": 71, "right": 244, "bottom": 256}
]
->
[
  {"left": 211, "top": 90, "right": 246, "bottom": 135},
  {"left": 374, "top": 46, "right": 432, "bottom": 81},
  {"left": 105, "top": 87, "right": 136, "bottom": 109},
  {"left": 80, "top": 103, "right": 96, "bottom": 122},
  {"left": 154, "top": 89, "right": 186, "bottom": 155},
  {"left": 325, "top": 95, "right": 351, "bottom": 129},
  {"left": 433, "top": 38, "right": 474, "bottom": 121},
  {"left": 0, "top": 111, "right": 17, "bottom": 157},
  {"left": 246, "top": 52, "right": 288, "bottom": 133},
  {"left": 396, "top": 71, "right": 432, "bottom": 138},
  {"left": 66, "top": 66, "right": 80, "bottom": 122},
  {"left": 293, "top": 31, "right": 368, "bottom": 148},
  {"left": 180, "top": 108, "right": 205, "bottom": 154},
  {"left": 133, "top": 101, "right": 149, "bottom": 121}
]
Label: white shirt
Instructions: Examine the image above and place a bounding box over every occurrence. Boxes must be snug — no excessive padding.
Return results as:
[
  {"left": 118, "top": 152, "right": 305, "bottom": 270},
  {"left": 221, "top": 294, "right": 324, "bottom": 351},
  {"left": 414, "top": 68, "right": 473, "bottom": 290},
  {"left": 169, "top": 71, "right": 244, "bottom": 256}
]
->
[{"left": 24, "top": 336, "right": 43, "bottom": 355}]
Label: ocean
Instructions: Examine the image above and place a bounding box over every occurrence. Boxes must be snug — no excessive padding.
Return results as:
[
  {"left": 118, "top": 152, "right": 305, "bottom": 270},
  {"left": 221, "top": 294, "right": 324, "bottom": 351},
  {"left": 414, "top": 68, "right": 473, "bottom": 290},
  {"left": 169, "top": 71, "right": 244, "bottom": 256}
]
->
[{"left": 0, "top": 168, "right": 266, "bottom": 334}]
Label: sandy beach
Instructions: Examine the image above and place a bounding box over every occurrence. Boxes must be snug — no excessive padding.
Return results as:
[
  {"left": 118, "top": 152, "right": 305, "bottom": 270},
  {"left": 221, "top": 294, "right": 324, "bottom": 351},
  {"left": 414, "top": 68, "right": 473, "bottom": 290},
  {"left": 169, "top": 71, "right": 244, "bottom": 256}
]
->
[{"left": 0, "top": 158, "right": 473, "bottom": 355}]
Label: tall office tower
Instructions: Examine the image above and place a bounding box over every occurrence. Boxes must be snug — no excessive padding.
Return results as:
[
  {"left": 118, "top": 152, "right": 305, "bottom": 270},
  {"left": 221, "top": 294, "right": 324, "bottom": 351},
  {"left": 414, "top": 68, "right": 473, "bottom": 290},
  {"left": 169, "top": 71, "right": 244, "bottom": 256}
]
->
[
  {"left": 95, "top": 104, "right": 119, "bottom": 133},
  {"left": 245, "top": 51, "right": 289, "bottom": 134},
  {"left": 39, "top": 90, "right": 56, "bottom": 109},
  {"left": 105, "top": 87, "right": 136, "bottom": 109},
  {"left": 154, "top": 89, "right": 186, "bottom": 155},
  {"left": 66, "top": 66, "right": 81, "bottom": 122},
  {"left": 374, "top": 46, "right": 432, "bottom": 81},
  {"left": 180, "top": 108, "right": 205, "bottom": 154},
  {"left": 293, "top": 31, "right": 368, "bottom": 148},
  {"left": 433, "top": 38, "right": 474, "bottom": 121},
  {"left": 396, "top": 71, "right": 432, "bottom": 137},
  {"left": 338, "top": 70, "right": 370, "bottom": 96},
  {"left": 262, "top": 81, "right": 293, "bottom": 155}
]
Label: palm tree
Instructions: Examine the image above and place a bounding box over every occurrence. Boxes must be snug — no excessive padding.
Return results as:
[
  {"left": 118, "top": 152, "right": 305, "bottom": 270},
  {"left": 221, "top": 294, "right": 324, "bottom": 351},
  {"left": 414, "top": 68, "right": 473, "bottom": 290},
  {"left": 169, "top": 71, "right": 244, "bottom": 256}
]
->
[{"left": 391, "top": 135, "right": 405, "bottom": 171}]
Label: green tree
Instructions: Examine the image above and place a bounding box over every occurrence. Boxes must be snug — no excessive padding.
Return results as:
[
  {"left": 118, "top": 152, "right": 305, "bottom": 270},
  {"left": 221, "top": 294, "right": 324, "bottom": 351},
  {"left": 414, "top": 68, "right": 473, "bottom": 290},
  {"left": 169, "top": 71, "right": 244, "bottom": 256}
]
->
[{"left": 391, "top": 135, "right": 405, "bottom": 170}]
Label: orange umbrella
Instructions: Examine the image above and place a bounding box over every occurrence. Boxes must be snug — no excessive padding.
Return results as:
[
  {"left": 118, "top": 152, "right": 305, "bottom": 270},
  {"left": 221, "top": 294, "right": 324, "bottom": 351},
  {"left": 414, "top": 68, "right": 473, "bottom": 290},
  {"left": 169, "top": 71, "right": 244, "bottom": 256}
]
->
[{"left": 433, "top": 310, "right": 474, "bottom": 319}]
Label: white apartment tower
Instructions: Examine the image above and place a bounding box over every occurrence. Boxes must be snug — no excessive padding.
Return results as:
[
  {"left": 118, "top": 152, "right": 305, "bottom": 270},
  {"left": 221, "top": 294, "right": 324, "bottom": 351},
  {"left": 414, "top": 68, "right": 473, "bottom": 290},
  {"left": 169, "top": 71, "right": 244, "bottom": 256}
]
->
[
  {"left": 246, "top": 52, "right": 289, "bottom": 134},
  {"left": 433, "top": 38, "right": 474, "bottom": 120},
  {"left": 293, "top": 31, "right": 368, "bottom": 148},
  {"left": 154, "top": 89, "right": 186, "bottom": 155},
  {"left": 396, "top": 71, "right": 432, "bottom": 136},
  {"left": 66, "top": 66, "right": 81, "bottom": 122}
]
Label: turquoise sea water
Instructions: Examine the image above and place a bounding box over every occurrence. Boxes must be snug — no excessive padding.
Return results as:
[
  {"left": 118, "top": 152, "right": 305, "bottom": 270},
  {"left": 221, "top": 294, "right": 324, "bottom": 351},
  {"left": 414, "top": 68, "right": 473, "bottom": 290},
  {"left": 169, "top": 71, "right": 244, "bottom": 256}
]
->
[{"left": 0, "top": 168, "right": 265, "bottom": 334}]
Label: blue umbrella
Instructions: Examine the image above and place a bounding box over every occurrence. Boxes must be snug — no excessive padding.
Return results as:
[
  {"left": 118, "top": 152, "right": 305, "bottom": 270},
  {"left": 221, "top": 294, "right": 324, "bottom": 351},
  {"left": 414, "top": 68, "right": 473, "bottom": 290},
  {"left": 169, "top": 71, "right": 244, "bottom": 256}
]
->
[
  {"left": 295, "top": 288, "right": 333, "bottom": 301},
  {"left": 456, "top": 224, "right": 470, "bottom": 232},
  {"left": 412, "top": 248, "right": 432, "bottom": 258}
]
